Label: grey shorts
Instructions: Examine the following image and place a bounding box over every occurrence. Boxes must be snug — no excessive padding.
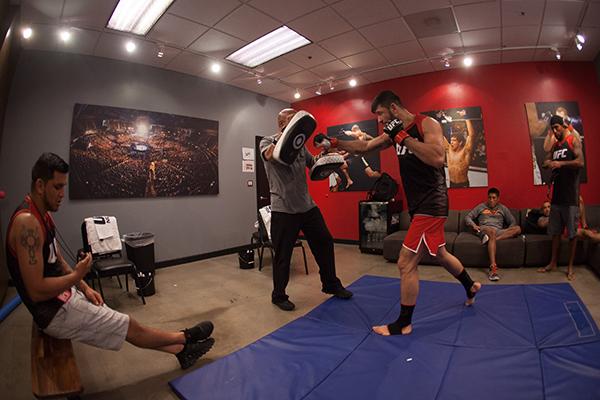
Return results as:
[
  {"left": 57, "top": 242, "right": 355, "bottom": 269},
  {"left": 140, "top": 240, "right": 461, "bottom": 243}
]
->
[
  {"left": 548, "top": 205, "right": 579, "bottom": 239},
  {"left": 44, "top": 287, "right": 130, "bottom": 351}
]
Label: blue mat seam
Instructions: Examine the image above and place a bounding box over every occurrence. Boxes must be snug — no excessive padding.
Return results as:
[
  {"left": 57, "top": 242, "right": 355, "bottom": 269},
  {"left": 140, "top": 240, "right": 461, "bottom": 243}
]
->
[
  {"left": 432, "top": 290, "right": 469, "bottom": 400},
  {"left": 523, "top": 284, "right": 547, "bottom": 400},
  {"left": 299, "top": 330, "right": 373, "bottom": 400}
]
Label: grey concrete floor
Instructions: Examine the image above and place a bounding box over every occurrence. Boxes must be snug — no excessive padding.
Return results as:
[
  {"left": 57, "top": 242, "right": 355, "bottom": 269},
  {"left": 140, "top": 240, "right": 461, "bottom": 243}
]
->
[{"left": 1, "top": 244, "right": 599, "bottom": 399}]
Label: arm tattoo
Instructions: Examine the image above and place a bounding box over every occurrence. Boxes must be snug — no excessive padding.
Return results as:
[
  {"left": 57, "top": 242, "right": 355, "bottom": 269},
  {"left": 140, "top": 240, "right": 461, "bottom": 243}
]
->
[{"left": 20, "top": 226, "right": 41, "bottom": 265}]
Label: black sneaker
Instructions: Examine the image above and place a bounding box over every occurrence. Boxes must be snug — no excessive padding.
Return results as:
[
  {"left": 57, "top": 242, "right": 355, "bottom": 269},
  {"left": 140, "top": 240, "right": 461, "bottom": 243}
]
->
[
  {"left": 324, "top": 287, "right": 353, "bottom": 299},
  {"left": 176, "top": 338, "right": 215, "bottom": 370},
  {"left": 182, "top": 321, "right": 214, "bottom": 344},
  {"left": 272, "top": 299, "right": 295, "bottom": 311}
]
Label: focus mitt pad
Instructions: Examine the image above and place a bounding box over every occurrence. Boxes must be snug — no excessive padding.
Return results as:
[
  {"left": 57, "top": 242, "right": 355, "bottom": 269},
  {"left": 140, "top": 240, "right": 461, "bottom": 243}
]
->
[
  {"left": 273, "top": 110, "right": 317, "bottom": 165},
  {"left": 310, "top": 153, "right": 345, "bottom": 181}
]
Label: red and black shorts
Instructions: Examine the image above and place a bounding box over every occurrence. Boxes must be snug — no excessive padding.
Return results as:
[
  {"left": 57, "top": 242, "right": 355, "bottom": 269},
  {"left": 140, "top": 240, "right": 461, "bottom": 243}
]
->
[{"left": 402, "top": 214, "right": 447, "bottom": 257}]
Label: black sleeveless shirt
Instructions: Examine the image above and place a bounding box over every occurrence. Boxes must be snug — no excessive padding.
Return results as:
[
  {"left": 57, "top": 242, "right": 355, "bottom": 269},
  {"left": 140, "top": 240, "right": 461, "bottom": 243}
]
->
[
  {"left": 550, "top": 134, "right": 580, "bottom": 206},
  {"left": 6, "top": 196, "right": 64, "bottom": 328},
  {"left": 395, "top": 115, "right": 448, "bottom": 217}
]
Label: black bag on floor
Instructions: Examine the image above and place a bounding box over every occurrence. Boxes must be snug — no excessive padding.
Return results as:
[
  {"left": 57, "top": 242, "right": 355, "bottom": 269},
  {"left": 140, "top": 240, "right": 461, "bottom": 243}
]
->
[
  {"left": 367, "top": 172, "right": 398, "bottom": 202},
  {"left": 238, "top": 249, "right": 255, "bottom": 269}
]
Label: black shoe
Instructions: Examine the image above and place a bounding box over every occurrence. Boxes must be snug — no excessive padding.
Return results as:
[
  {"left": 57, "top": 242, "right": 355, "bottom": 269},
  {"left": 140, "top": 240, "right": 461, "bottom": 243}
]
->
[
  {"left": 324, "top": 287, "right": 353, "bottom": 299},
  {"left": 272, "top": 299, "right": 295, "bottom": 311},
  {"left": 182, "top": 321, "right": 214, "bottom": 344},
  {"left": 176, "top": 337, "right": 215, "bottom": 370}
]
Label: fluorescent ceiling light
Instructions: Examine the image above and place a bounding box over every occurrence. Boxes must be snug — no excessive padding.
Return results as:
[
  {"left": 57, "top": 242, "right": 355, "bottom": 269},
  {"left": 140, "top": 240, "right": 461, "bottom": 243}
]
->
[
  {"left": 107, "top": 0, "right": 174, "bottom": 35},
  {"left": 226, "top": 26, "right": 310, "bottom": 68}
]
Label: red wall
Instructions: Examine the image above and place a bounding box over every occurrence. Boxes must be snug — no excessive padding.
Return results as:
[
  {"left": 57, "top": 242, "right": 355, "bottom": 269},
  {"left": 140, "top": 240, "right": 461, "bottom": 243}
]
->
[{"left": 293, "top": 62, "right": 600, "bottom": 241}]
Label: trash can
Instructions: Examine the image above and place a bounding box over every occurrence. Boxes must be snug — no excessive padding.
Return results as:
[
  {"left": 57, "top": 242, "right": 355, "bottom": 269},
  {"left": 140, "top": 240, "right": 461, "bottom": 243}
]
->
[{"left": 123, "top": 232, "right": 156, "bottom": 297}]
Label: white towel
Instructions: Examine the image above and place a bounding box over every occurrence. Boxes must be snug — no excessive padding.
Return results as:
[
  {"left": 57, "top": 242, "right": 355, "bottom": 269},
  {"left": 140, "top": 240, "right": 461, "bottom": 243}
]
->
[
  {"left": 85, "top": 216, "right": 122, "bottom": 255},
  {"left": 258, "top": 205, "right": 272, "bottom": 240}
]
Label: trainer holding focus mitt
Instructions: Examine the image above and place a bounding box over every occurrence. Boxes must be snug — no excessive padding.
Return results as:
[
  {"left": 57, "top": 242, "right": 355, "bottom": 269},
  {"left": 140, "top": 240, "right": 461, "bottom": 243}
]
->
[{"left": 260, "top": 108, "right": 353, "bottom": 311}]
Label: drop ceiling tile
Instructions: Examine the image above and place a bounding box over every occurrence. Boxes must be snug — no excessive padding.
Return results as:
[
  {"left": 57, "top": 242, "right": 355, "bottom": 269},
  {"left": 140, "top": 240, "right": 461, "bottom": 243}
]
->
[
  {"left": 461, "top": 28, "right": 501, "bottom": 51},
  {"left": 282, "top": 70, "right": 322, "bottom": 85},
  {"left": 61, "top": 0, "right": 118, "bottom": 29},
  {"left": 342, "top": 49, "right": 388, "bottom": 71},
  {"left": 229, "top": 75, "right": 291, "bottom": 95},
  {"left": 249, "top": 0, "right": 326, "bottom": 22},
  {"left": 393, "top": 0, "right": 451, "bottom": 15},
  {"left": 501, "top": 0, "right": 545, "bottom": 26},
  {"left": 310, "top": 60, "right": 352, "bottom": 80},
  {"left": 581, "top": 2, "right": 600, "bottom": 28},
  {"left": 360, "top": 18, "right": 415, "bottom": 47},
  {"left": 543, "top": 1, "right": 585, "bottom": 26},
  {"left": 450, "top": 0, "right": 492, "bottom": 4},
  {"left": 148, "top": 14, "right": 209, "bottom": 48},
  {"left": 534, "top": 48, "right": 562, "bottom": 61},
  {"left": 404, "top": 7, "right": 458, "bottom": 39},
  {"left": 332, "top": 0, "right": 400, "bottom": 28},
  {"left": 188, "top": 29, "right": 246, "bottom": 59},
  {"left": 165, "top": 51, "right": 208, "bottom": 76},
  {"left": 395, "top": 60, "right": 434, "bottom": 76},
  {"left": 360, "top": 65, "right": 408, "bottom": 83},
  {"left": 284, "top": 44, "right": 336, "bottom": 69},
  {"left": 55, "top": 27, "right": 102, "bottom": 56},
  {"left": 562, "top": 27, "right": 600, "bottom": 60},
  {"left": 20, "top": 0, "right": 63, "bottom": 23},
  {"left": 502, "top": 26, "right": 540, "bottom": 47},
  {"left": 256, "top": 57, "right": 303, "bottom": 78},
  {"left": 539, "top": 25, "right": 577, "bottom": 47},
  {"left": 320, "top": 30, "right": 374, "bottom": 58},
  {"left": 469, "top": 50, "right": 502, "bottom": 66},
  {"left": 214, "top": 5, "right": 280, "bottom": 41},
  {"left": 454, "top": 1, "right": 501, "bottom": 31},
  {"left": 168, "top": 0, "right": 242, "bottom": 27},
  {"left": 21, "top": 23, "right": 59, "bottom": 52},
  {"left": 501, "top": 48, "right": 535, "bottom": 63},
  {"left": 271, "top": 88, "right": 306, "bottom": 103},
  {"left": 195, "top": 61, "right": 246, "bottom": 83},
  {"left": 94, "top": 32, "right": 180, "bottom": 68},
  {"left": 418, "top": 33, "right": 462, "bottom": 58},
  {"left": 380, "top": 40, "right": 427, "bottom": 64},
  {"left": 287, "top": 7, "right": 354, "bottom": 42}
]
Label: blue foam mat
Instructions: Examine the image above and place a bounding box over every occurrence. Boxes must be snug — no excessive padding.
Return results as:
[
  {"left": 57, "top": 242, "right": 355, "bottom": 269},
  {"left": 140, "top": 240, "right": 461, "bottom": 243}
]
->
[{"left": 170, "top": 275, "right": 600, "bottom": 400}]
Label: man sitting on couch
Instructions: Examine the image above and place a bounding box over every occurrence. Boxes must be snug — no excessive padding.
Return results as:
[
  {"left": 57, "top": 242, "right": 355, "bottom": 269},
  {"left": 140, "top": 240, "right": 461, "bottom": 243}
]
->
[
  {"left": 524, "top": 201, "right": 551, "bottom": 235},
  {"left": 465, "top": 187, "right": 522, "bottom": 281}
]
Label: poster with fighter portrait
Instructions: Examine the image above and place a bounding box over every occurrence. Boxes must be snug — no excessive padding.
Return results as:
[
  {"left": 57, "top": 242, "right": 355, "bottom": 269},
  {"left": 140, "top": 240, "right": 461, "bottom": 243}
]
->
[
  {"left": 525, "top": 101, "right": 587, "bottom": 186},
  {"left": 325, "top": 119, "right": 381, "bottom": 192},
  {"left": 69, "top": 104, "right": 219, "bottom": 199},
  {"left": 422, "top": 106, "right": 488, "bottom": 188}
]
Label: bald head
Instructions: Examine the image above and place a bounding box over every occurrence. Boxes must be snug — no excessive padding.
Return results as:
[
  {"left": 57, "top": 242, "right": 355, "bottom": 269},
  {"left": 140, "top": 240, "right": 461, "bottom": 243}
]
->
[{"left": 277, "top": 108, "right": 297, "bottom": 131}]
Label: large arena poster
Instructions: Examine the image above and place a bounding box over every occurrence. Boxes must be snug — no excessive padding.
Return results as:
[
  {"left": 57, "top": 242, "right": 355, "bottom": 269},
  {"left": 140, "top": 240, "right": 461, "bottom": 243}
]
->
[
  {"left": 525, "top": 101, "right": 587, "bottom": 186},
  {"left": 326, "top": 119, "right": 381, "bottom": 192},
  {"left": 69, "top": 104, "right": 218, "bottom": 199},
  {"left": 422, "top": 106, "right": 488, "bottom": 188}
]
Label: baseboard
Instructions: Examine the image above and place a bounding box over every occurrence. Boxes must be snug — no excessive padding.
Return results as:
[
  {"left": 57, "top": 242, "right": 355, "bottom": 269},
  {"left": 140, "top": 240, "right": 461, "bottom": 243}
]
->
[
  {"left": 155, "top": 244, "right": 256, "bottom": 269},
  {"left": 155, "top": 239, "right": 359, "bottom": 269}
]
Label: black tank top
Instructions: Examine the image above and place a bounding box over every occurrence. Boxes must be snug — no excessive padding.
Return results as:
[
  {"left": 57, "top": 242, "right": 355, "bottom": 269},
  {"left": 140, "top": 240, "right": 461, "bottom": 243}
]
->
[
  {"left": 6, "top": 196, "right": 64, "bottom": 328},
  {"left": 396, "top": 115, "right": 448, "bottom": 217},
  {"left": 550, "top": 134, "right": 580, "bottom": 206}
]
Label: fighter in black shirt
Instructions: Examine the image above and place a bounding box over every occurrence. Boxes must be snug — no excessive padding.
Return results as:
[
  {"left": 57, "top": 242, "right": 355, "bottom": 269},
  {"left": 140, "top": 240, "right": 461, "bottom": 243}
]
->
[{"left": 314, "top": 91, "right": 481, "bottom": 335}]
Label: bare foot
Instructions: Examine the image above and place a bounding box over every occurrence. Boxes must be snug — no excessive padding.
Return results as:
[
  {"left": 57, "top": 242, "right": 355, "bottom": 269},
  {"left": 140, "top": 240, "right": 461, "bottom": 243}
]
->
[
  {"left": 537, "top": 264, "right": 556, "bottom": 273},
  {"left": 567, "top": 271, "right": 575, "bottom": 281},
  {"left": 465, "top": 281, "right": 482, "bottom": 306},
  {"left": 345, "top": 179, "right": 353, "bottom": 189},
  {"left": 372, "top": 324, "right": 412, "bottom": 336}
]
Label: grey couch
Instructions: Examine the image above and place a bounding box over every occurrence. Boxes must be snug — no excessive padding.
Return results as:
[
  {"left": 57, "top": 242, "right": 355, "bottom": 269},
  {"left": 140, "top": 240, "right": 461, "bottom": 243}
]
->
[{"left": 383, "top": 206, "right": 600, "bottom": 273}]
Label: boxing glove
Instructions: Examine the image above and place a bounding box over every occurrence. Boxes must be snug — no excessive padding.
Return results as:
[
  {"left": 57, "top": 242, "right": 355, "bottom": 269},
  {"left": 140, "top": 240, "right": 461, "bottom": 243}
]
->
[
  {"left": 383, "top": 119, "right": 409, "bottom": 145},
  {"left": 313, "top": 133, "right": 338, "bottom": 151}
]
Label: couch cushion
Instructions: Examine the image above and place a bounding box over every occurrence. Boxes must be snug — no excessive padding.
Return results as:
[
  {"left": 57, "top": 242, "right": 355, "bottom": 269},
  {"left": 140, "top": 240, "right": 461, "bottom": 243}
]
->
[
  {"left": 524, "top": 234, "right": 553, "bottom": 267},
  {"left": 587, "top": 242, "right": 600, "bottom": 277},
  {"left": 453, "top": 232, "right": 525, "bottom": 267}
]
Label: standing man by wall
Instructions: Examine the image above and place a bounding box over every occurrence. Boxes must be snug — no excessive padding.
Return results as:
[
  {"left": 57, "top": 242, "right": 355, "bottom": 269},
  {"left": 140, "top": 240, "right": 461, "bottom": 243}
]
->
[{"left": 538, "top": 115, "right": 584, "bottom": 280}]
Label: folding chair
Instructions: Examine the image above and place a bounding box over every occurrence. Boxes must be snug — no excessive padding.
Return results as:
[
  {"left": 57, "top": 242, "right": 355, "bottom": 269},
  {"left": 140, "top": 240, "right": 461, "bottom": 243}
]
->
[
  {"left": 255, "top": 207, "right": 308, "bottom": 275},
  {"left": 81, "top": 217, "right": 145, "bottom": 305}
]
